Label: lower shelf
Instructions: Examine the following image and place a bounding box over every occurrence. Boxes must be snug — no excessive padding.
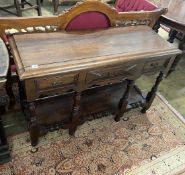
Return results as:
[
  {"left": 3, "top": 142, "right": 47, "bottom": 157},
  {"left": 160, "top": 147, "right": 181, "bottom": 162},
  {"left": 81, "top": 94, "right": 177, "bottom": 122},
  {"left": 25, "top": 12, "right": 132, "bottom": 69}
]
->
[{"left": 31, "top": 81, "right": 145, "bottom": 136}]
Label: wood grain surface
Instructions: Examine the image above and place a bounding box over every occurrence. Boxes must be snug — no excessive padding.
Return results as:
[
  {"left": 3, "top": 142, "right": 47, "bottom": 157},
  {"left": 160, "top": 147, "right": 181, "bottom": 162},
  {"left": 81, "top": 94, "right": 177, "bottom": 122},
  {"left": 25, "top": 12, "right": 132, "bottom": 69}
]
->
[{"left": 9, "top": 26, "right": 180, "bottom": 80}]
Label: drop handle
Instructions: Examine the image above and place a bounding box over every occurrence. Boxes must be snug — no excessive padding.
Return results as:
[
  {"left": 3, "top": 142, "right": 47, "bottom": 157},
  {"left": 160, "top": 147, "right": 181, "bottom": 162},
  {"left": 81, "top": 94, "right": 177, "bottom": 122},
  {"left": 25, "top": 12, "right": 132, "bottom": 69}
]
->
[
  {"left": 90, "top": 71, "right": 102, "bottom": 77},
  {"left": 151, "top": 62, "right": 159, "bottom": 67},
  {"left": 52, "top": 81, "right": 63, "bottom": 87}
]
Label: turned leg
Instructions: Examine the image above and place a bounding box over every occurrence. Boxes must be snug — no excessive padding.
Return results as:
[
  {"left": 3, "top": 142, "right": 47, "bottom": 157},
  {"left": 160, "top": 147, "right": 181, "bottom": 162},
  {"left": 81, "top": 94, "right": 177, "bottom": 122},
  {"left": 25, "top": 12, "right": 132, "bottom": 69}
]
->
[
  {"left": 141, "top": 71, "right": 164, "bottom": 113},
  {"left": 28, "top": 102, "right": 39, "bottom": 146},
  {"left": 166, "top": 36, "right": 185, "bottom": 77},
  {"left": 5, "top": 68, "right": 15, "bottom": 110},
  {"left": 69, "top": 92, "right": 81, "bottom": 136},
  {"left": 179, "top": 35, "right": 185, "bottom": 51},
  {"left": 152, "top": 21, "right": 160, "bottom": 33},
  {"left": 168, "top": 29, "right": 178, "bottom": 43},
  {"left": 21, "top": 0, "right": 24, "bottom": 8},
  {"left": 14, "top": 0, "right": 22, "bottom": 17},
  {"left": 52, "top": 0, "right": 59, "bottom": 15},
  {"left": 115, "top": 80, "right": 134, "bottom": 122},
  {"left": 36, "top": 0, "right": 42, "bottom": 16},
  {"left": 166, "top": 54, "right": 182, "bottom": 77}
]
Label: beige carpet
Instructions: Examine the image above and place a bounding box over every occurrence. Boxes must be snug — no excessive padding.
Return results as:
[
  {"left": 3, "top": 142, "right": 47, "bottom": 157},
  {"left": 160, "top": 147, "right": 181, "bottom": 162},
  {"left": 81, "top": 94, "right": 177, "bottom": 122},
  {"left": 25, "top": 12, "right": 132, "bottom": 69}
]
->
[{"left": 0, "top": 94, "right": 185, "bottom": 175}]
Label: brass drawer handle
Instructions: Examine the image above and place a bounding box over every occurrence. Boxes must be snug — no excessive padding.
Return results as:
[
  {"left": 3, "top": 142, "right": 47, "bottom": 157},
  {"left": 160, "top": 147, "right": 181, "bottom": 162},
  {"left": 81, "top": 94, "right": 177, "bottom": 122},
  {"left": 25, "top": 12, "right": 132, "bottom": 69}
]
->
[
  {"left": 125, "top": 64, "right": 137, "bottom": 71},
  {"left": 52, "top": 81, "right": 63, "bottom": 87},
  {"left": 90, "top": 71, "right": 102, "bottom": 77},
  {"left": 151, "top": 62, "right": 159, "bottom": 67}
]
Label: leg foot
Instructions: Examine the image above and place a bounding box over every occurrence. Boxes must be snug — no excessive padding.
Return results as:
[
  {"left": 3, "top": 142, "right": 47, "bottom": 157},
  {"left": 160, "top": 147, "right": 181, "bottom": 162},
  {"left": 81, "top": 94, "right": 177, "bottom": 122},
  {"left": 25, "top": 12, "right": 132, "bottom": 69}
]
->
[
  {"left": 69, "top": 92, "right": 81, "bottom": 136},
  {"left": 28, "top": 102, "right": 39, "bottom": 146},
  {"left": 36, "top": 0, "right": 42, "bottom": 16},
  {"left": 114, "top": 80, "right": 134, "bottom": 122}
]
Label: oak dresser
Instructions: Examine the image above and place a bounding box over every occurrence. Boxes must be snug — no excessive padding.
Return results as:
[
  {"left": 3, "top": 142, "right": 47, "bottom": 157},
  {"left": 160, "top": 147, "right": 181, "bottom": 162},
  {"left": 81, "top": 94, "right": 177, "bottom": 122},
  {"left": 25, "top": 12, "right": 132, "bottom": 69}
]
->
[{"left": 8, "top": 26, "right": 181, "bottom": 146}]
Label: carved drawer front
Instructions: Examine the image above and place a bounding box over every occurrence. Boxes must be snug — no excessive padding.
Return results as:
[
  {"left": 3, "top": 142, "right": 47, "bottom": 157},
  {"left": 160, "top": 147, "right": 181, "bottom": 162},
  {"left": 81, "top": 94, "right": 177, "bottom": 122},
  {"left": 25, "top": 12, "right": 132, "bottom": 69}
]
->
[
  {"left": 86, "top": 63, "right": 142, "bottom": 85},
  {"left": 36, "top": 73, "right": 78, "bottom": 91},
  {"left": 108, "top": 64, "right": 141, "bottom": 78},
  {"left": 86, "top": 70, "right": 109, "bottom": 83},
  {"left": 143, "top": 58, "right": 170, "bottom": 72}
]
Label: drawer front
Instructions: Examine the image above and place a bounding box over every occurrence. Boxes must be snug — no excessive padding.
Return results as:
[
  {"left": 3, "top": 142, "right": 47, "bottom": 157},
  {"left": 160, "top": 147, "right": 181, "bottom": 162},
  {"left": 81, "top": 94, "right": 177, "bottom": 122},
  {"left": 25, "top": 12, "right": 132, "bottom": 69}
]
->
[
  {"left": 86, "top": 70, "right": 109, "bottom": 83},
  {"left": 36, "top": 73, "right": 78, "bottom": 91},
  {"left": 143, "top": 58, "right": 170, "bottom": 72},
  {"left": 109, "top": 64, "right": 140, "bottom": 78},
  {"left": 86, "top": 63, "right": 143, "bottom": 85}
]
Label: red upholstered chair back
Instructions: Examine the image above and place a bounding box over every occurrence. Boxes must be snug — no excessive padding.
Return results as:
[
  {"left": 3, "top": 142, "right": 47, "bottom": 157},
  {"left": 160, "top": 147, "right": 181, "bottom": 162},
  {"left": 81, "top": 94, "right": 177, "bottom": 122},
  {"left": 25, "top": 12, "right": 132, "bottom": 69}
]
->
[
  {"left": 115, "top": 0, "right": 157, "bottom": 12},
  {"left": 65, "top": 11, "right": 110, "bottom": 31}
]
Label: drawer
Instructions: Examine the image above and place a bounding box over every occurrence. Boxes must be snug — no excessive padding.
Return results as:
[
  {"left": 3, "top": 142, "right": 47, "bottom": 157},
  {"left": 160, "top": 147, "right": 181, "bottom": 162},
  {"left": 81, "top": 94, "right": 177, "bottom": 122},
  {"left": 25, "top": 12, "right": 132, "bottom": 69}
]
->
[
  {"left": 109, "top": 64, "right": 141, "bottom": 78},
  {"left": 143, "top": 58, "right": 170, "bottom": 72},
  {"left": 35, "top": 73, "right": 78, "bottom": 91},
  {"left": 86, "top": 70, "right": 109, "bottom": 83},
  {"left": 86, "top": 63, "right": 143, "bottom": 84}
]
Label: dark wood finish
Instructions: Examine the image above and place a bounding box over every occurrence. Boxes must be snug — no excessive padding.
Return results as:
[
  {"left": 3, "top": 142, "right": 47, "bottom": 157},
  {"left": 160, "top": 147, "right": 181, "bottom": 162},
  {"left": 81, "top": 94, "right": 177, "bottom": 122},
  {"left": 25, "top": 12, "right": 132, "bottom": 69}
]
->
[
  {"left": 168, "top": 29, "right": 178, "bottom": 43},
  {"left": 115, "top": 80, "right": 134, "bottom": 122},
  {"left": 5, "top": 68, "right": 16, "bottom": 109},
  {"left": 0, "top": 38, "right": 11, "bottom": 164},
  {"left": 0, "top": 0, "right": 42, "bottom": 17},
  {"left": 69, "top": 92, "right": 82, "bottom": 135},
  {"left": 141, "top": 71, "right": 164, "bottom": 113},
  {"left": 0, "top": 1, "right": 180, "bottom": 146},
  {"left": 53, "top": 0, "right": 59, "bottom": 15},
  {"left": 8, "top": 25, "right": 181, "bottom": 145},
  {"left": 29, "top": 102, "right": 39, "bottom": 146}
]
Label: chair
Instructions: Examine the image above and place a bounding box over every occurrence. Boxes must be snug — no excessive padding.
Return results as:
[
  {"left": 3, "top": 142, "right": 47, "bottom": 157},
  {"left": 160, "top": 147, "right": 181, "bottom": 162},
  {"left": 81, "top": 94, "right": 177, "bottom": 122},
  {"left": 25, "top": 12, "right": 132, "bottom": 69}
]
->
[
  {"left": 115, "top": 0, "right": 157, "bottom": 12},
  {"left": 66, "top": 11, "right": 110, "bottom": 31},
  {"left": 0, "top": 0, "right": 42, "bottom": 17}
]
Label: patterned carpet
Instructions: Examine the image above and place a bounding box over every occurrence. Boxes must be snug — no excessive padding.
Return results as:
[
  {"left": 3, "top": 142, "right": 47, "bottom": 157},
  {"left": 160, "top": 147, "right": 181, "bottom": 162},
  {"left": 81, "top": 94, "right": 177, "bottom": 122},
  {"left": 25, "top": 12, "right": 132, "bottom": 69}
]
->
[{"left": 0, "top": 94, "right": 185, "bottom": 175}]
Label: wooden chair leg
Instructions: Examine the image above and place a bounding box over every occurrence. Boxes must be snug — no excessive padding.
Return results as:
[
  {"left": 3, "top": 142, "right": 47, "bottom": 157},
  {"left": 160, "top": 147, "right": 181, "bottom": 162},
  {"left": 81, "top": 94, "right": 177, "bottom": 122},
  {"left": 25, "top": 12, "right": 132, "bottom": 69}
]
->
[
  {"left": 114, "top": 80, "right": 134, "bottom": 122},
  {"left": 5, "top": 69, "right": 15, "bottom": 110},
  {"left": 52, "top": 0, "right": 59, "bottom": 15},
  {"left": 168, "top": 29, "right": 178, "bottom": 43},
  {"left": 141, "top": 71, "right": 164, "bottom": 113},
  {"left": 69, "top": 92, "right": 81, "bottom": 136},
  {"left": 21, "top": 0, "right": 25, "bottom": 8},
  {"left": 29, "top": 102, "right": 39, "bottom": 146},
  {"left": 36, "top": 0, "right": 42, "bottom": 16},
  {"left": 152, "top": 21, "right": 160, "bottom": 33},
  {"left": 14, "top": 0, "right": 22, "bottom": 17}
]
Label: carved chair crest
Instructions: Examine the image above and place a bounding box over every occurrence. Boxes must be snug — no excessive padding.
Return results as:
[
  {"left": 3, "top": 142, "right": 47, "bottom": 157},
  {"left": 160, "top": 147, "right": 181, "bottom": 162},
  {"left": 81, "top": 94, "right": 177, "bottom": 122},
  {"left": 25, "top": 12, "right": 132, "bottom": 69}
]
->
[{"left": 0, "top": 1, "right": 167, "bottom": 37}]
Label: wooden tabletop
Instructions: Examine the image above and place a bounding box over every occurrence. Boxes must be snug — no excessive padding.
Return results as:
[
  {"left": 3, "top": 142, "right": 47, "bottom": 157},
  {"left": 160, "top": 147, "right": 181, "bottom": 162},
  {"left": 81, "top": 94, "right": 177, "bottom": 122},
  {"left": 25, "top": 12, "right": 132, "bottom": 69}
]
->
[
  {"left": 0, "top": 38, "right": 9, "bottom": 86},
  {"left": 9, "top": 26, "right": 181, "bottom": 80},
  {"left": 160, "top": 0, "right": 185, "bottom": 31}
]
